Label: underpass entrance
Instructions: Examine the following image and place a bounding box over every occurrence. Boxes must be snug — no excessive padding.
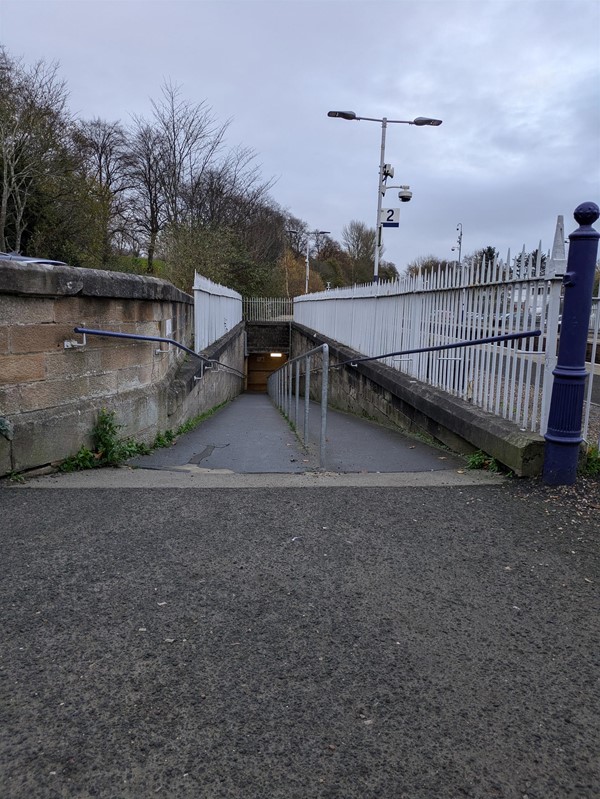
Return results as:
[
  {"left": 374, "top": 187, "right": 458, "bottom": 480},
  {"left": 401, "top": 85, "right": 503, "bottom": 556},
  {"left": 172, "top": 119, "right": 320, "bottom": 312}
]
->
[
  {"left": 245, "top": 322, "right": 291, "bottom": 393},
  {"left": 246, "top": 352, "right": 288, "bottom": 392}
]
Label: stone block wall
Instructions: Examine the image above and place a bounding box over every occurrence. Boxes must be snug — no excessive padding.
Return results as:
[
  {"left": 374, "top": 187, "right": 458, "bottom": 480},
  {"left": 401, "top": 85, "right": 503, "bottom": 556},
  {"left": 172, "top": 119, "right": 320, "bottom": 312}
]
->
[{"left": 0, "top": 260, "right": 244, "bottom": 476}]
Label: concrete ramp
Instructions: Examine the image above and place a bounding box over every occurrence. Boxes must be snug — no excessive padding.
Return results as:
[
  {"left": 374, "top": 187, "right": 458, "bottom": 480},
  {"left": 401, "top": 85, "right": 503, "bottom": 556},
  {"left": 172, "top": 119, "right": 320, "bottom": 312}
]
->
[{"left": 127, "top": 393, "right": 466, "bottom": 475}]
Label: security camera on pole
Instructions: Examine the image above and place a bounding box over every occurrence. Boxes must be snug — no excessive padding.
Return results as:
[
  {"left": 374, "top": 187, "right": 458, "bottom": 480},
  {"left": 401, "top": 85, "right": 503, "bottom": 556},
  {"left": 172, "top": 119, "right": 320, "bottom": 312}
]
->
[
  {"left": 452, "top": 223, "right": 463, "bottom": 266},
  {"left": 327, "top": 111, "right": 442, "bottom": 282}
]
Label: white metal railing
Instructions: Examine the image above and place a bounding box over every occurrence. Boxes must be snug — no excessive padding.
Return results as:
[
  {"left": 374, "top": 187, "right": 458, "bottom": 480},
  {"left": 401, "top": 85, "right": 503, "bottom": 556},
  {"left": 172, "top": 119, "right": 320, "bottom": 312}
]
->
[
  {"left": 583, "top": 296, "right": 599, "bottom": 446},
  {"left": 243, "top": 297, "right": 293, "bottom": 321},
  {"left": 295, "top": 226, "right": 572, "bottom": 436},
  {"left": 193, "top": 272, "right": 242, "bottom": 352}
]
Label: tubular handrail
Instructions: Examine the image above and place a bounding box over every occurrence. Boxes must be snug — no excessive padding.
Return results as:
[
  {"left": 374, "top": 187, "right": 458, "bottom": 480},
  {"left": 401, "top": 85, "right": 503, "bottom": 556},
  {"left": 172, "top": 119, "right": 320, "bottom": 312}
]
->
[
  {"left": 332, "top": 329, "right": 542, "bottom": 369},
  {"left": 268, "top": 343, "right": 329, "bottom": 468},
  {"left": 71, "top": 326, "right": 245, "bottom": 379}
]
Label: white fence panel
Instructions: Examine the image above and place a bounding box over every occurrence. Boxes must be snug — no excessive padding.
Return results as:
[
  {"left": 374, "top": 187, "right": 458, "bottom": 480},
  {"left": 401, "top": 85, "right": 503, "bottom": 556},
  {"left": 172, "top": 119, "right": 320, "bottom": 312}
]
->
[
  {"left": 294, "top": 222, "right": 572, "bottom": 435},
  {"left": 193, "top": 272, "right": 242, "bottom": 352},
  {"left": 583, "top": 296, "right": 599, "bottom": 445},
  {"left": 243, "top": 297, "right": 293, "bottom": 321}
]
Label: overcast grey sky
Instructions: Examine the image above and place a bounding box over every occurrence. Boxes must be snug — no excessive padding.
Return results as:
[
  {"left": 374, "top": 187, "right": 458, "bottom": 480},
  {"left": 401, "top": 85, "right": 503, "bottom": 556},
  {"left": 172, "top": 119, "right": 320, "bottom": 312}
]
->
[{"left": 1, "top": 0, "right": 599, "bottom": 272}]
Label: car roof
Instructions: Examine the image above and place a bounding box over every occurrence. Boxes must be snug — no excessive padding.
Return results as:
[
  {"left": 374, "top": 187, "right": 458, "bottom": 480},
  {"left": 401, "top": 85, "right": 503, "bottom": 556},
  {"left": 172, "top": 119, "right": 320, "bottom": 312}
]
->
[{"left": 0, "top": 251, "right": 67, "bottom": 266}]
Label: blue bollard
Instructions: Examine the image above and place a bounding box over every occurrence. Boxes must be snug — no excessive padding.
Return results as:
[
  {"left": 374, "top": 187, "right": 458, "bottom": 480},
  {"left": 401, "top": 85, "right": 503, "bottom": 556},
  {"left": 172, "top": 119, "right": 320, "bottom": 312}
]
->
[{"left": 543, "top": 202, "right": 600, "bottom": 485}]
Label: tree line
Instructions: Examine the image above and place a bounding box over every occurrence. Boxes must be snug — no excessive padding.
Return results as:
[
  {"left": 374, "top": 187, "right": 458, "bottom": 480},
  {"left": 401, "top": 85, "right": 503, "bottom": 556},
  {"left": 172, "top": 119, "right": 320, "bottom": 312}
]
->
[
  {"left": 0, "top": 49, "right": 411, "bottom": 296},
  {"left": 0, "top": 49, "right": 404, "bottom": 296},
  {"left": 8, "top": 49, "right": 567, "bottom": 297}
]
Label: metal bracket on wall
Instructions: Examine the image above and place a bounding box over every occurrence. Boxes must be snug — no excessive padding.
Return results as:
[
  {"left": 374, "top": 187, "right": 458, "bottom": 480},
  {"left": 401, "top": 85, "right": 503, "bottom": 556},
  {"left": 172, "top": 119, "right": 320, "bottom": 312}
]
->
[
  {"left": 193, "top": 361, "right": 217, "bottom": 381},
  {"left": 63, "top": 333, "right": 87, "bottom": 349}
]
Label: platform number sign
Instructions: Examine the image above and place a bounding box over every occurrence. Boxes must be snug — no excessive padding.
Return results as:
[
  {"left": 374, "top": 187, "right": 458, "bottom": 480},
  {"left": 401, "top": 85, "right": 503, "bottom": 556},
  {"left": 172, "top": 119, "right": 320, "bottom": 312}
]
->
[{"left": 381, "top": 208, "right": 400, "bottom": 227}]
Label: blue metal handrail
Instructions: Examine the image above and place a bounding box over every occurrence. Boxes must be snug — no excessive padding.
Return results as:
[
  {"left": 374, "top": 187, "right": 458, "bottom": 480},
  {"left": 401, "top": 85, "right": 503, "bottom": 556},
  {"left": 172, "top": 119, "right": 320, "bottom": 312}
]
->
[
  {"left": 71, "top": 327, "right": 245, "bottom": 379},
  {"left": 332, "top": 329, "right": 542, "bottom": 368}
]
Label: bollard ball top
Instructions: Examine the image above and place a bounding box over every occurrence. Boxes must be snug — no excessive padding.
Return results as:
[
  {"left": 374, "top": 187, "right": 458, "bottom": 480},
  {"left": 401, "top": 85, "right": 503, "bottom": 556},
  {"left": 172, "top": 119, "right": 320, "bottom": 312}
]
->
[{"left": 574, "top": 202, "right": 600, "bottom": 226}]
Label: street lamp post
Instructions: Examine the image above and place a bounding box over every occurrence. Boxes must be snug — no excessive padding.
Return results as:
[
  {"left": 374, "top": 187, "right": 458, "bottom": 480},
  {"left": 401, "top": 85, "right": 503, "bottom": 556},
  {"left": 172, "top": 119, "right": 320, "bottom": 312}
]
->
[
  {"left": 305, "top": 229, "right": 330, "bottom": 294},
  {"left": 327, "top": 111, "right": 442, "bottom": 282},
  {"left": 452, "top": 223, "right": 463, "bottom": 266}
]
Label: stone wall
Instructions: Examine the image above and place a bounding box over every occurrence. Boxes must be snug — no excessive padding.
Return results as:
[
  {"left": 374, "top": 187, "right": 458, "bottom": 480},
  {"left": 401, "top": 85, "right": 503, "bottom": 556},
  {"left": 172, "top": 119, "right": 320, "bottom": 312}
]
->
[
  {"left": 0, "top": 260, "right": 244, "bottom": 476},
  {"left": 291, "top": 323, "right": 545, "bottom": 477}
]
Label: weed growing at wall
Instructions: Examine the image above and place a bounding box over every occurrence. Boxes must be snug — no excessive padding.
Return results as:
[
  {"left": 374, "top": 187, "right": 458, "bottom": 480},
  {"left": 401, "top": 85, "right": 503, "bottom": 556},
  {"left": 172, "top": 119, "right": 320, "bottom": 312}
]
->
[
  {"left": 173, "top": 401, "right": 228, "bottom": 437},
  {"left": 152, "top": 430, "right": 176, "bottom": 449},
  {"left": 60, "top": 409, "right": 150, "bottom": 472},
  {"left": 580, "top": 446, "right": 600, "bottom": 477},
  {"left": 59, "top": 402, "right": 230, "bottom": 472},
  {"left": 466, "top": 450, "right": 501, "bottom": 473}
]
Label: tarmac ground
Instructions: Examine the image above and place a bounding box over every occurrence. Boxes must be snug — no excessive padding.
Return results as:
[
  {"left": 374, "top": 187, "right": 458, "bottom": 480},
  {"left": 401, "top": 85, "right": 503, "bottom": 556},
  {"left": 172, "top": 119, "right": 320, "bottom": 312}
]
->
[{"left": 1, "top": 394, "right": 599, "bottom": 798}]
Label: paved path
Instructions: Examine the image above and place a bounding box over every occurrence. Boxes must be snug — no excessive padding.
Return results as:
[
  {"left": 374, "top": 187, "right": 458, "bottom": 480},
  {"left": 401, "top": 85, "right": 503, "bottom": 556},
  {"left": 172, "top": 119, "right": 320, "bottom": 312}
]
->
[
  {"left": 2, "top": 395, "right": 599, "bottom": 798},
  {"left": 126, "top": 392, "right": 468, "bottom": 477},
  {"left": 1, "top": 480, "right": 599, "bottom": 799}
]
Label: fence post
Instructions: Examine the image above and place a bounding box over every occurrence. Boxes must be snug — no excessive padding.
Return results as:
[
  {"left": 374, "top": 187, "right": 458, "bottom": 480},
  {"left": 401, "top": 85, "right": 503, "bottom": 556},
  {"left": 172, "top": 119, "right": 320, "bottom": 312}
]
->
[
  {"left": 543, "top": 202, "right": 600, "bottom": 485},
  {"left": 304, "top": 355, "right": 311, "bottom": 445},
  {"left": 320, "top": 345, "right": 329, "bottom": 468}
]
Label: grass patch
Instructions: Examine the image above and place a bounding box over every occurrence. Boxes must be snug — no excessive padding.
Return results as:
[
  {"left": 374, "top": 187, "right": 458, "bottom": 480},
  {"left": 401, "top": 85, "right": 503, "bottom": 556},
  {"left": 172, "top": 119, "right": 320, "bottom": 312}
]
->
[
  {"left": 173, "top": 401, "right": 228, "bottom": 437},
  {"left": 580, "top": 445, "right": 600, "bottom": 477},
  {"left": 466, "top": 449, "right": 501, "bottom": 473}
]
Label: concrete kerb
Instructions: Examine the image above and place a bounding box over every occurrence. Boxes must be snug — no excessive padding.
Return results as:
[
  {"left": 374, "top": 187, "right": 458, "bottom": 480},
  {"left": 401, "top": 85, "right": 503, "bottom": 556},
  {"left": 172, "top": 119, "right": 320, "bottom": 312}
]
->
[
  {"left": 7, "top": 465, "right": 506, "bottom": 489},
  {"left": 291, "top": 323, "right": 545, "bottom": 477}
]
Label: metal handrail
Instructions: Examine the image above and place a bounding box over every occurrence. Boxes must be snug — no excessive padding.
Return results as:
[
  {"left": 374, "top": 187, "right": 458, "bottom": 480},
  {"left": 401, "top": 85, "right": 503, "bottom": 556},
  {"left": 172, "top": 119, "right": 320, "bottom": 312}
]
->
[
  {"left": 70, "top": 327, "right": 245, "bottom": 379},
  {"left": 268, "top": 343, "right": 329, "bottom": 468},
  {"left": 332, "top": 329, "right": 542, "bottom": 368}
]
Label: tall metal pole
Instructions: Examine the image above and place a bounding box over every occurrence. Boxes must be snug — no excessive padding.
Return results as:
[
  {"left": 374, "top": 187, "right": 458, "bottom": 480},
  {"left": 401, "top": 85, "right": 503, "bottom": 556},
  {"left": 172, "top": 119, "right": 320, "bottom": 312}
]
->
[
  {"left": 543, "top": 202, "right": 600, "bottom": 486},
  {"left": 305, "top": 238, "right": 310, "bottom": 294},
  {"left": 373, "top": 118, "right": 387, "bottom": 284}
]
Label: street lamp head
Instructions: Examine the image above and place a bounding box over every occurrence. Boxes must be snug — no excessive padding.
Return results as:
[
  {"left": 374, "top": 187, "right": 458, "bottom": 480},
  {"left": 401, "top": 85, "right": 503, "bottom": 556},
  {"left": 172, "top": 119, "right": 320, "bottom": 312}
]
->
[
  {"left": 327, "top": 110, "right": 357, "bottom": 120},
  {"left": 412, "top": 117, "right": 443, "bottom": 126}
]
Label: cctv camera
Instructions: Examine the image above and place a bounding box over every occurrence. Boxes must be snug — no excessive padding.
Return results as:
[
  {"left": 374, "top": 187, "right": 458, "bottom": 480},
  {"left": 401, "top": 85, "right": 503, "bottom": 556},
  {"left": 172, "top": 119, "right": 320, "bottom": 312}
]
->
[{"left": 398, "top": 186, "right": 412, "bottom": 203}]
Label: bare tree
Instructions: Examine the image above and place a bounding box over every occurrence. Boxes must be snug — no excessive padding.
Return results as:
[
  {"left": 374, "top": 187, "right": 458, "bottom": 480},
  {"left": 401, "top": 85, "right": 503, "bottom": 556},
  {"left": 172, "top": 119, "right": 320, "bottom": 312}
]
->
[
  {"left": 72, "top": 118, "right": 131, "bottom": 265},
  {"left": 188, "top": 145, "right": 274, "bottom": 229},
  {"left": 0, "top": 49, "right": 69, "bottom": 252},
  {"left": 126, "top": 119, "right": 166, "bottom": 272},
  {"left": 341, "top": 220, "right": 377, "bottom": 263},
  {"left": 126, "top": 81, "right": 234, "bottom": 271},
  {"left": 151, "top": 81, "right": 229, "bottom": 226}
]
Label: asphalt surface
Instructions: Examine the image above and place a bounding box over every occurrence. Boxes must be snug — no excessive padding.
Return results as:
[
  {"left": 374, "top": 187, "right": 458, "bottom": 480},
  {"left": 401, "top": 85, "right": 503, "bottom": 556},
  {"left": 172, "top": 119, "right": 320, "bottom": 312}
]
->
[
  {"left": 2, "top": 481, "right": 599, "bottom": 799},
  {"left": 126, "top": 393, "right": 467, "bottom": 475},
  {"left": 1, "top": 396, "right": 599, "bottom": 798}
]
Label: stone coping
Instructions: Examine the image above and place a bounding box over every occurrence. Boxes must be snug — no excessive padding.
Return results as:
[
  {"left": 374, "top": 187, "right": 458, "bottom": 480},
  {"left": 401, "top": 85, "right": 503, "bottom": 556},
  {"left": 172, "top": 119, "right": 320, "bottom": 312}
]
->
[{"left": 0, "top": 260, "right": 192, "bottom": 303}]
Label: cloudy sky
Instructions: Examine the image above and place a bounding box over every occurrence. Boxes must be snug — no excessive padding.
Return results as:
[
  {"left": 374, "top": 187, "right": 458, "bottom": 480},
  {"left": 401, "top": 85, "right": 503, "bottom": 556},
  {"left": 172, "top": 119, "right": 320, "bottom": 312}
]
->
[{"left": 1, "top": 0, "right": 599, "bottom": 272}]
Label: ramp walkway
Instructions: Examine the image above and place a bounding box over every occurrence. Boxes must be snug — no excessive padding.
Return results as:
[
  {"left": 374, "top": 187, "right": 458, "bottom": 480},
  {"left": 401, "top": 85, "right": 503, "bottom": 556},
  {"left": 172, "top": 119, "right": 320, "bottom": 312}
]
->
[{"left": 127, "top": 393, "right": 465, "bottom": 475}]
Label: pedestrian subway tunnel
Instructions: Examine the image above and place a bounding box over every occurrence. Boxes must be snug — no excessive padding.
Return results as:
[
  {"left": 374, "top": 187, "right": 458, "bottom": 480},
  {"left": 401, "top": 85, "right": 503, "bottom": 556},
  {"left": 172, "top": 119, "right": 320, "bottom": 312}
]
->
[
  {"left": 244, "top": 321, "right": 290, "bottom": 393},
  {"left": 128, "top": 321, "right": 467, "bottom": 475}
]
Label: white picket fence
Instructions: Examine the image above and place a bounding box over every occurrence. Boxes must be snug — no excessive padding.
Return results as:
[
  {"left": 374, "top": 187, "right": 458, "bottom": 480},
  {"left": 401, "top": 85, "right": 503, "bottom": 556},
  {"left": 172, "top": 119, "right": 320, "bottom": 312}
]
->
[
  {"left": 295, "top": 222, "right": 573, "bottom": 437},
  {"left": 193, "top": 272, "right": 242, "bottom": 351}
]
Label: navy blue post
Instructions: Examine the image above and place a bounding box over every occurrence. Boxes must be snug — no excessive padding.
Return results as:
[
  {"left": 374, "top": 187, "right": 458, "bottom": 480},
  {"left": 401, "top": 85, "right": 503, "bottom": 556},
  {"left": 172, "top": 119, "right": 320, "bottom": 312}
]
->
[{"left": 543, "top": 202, "right": 600, "bottom": 486}]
